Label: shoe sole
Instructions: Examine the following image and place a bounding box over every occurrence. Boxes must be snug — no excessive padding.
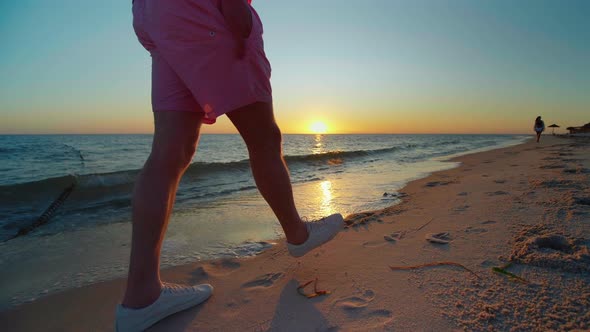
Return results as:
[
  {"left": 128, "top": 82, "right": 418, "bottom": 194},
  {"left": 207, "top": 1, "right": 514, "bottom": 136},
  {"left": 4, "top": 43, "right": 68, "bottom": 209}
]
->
[
  {"left": 116, "top": 291, "right": 212, "bottom": 332},
  {"left": 289, "top": 223, "right": 343, "bottom": 258}
]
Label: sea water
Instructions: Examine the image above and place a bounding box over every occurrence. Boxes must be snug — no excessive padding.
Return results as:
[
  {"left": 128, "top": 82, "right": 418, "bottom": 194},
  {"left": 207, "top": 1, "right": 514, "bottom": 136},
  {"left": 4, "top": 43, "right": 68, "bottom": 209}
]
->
[{"left": 0, "top": 134, "right": 528, "bottom": 309}]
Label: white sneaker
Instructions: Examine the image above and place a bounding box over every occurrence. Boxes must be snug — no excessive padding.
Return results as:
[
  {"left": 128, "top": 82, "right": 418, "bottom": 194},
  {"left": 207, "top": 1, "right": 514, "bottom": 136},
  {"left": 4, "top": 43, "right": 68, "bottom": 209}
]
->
[
  {"left": 287, "top": 213, "right": 344, "bottom": 258},
  {"left": 115, "top": 283, "right": 213, "bottom": 332}
]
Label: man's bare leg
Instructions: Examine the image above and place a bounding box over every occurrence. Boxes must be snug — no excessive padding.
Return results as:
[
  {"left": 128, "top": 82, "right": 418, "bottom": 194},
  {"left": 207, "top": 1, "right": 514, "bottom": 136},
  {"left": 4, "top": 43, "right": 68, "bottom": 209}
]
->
[
  {"left": 122, "top": 111, "right": 203, "bottom": 308},
  {"left": 227, "top": 102, "right": 309, "bottom": 245}
]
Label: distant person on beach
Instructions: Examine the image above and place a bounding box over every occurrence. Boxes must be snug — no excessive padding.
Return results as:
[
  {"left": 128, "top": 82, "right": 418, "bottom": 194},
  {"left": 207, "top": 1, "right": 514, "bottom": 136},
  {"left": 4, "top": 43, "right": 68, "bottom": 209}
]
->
[
  {"left": 116, "top": 0, "right": 344, "bottom": 330},
  {"left": 534, "top": 116, "right": 545, "bottom": 143}
]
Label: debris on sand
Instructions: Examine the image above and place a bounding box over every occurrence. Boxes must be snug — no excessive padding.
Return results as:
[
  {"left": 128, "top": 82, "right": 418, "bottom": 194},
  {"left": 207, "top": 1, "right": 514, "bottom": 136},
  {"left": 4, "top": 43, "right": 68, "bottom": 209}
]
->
[
  {"left": 344, "top": 212, "right": 383, "bottom": 228},
  {"left": 491, "top": 263, "right": 528, "bottom": 284},
  {"left": 297, "top": 278, "right": 330, "bottom": 299},
  {"left": 382, "top": 192, "right": 408, "bottom": 198},
  {"left": 390, "top": 261, "right": 481, "bottom": 279}
]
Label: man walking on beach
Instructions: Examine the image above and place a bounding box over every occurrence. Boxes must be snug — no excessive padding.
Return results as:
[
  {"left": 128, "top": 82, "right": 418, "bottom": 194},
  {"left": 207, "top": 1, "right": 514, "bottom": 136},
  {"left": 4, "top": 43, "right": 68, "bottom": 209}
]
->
[
  {"left": 116, "top": 1, "right": 344, "bottom": 330},
  {"left": 534, "top": 116, "right": 545, "bottom": 143}
]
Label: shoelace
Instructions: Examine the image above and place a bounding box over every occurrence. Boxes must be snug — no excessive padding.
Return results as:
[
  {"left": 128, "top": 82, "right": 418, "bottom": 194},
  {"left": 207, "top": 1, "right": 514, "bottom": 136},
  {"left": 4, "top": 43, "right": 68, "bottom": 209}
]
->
[
  {"left": 163, "top": 283, "right": 194, "bottom": 294},
  {"left": 302, "top": 215, "right": 328, "bottom": 224},
  {"left": 307, "top": 216, "right": 336, "bottom": 234}
]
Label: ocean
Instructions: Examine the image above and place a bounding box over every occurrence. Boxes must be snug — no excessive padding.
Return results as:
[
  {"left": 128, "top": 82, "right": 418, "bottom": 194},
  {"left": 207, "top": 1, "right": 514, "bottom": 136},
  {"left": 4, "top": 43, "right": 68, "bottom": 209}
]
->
[{"left": 0, "top": 134, "right": 528, "bottom": 309}]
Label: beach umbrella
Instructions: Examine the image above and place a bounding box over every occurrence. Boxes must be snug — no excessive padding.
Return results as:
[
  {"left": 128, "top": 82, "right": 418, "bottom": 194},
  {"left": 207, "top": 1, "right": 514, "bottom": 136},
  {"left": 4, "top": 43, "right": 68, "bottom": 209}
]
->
[{"left": 548, "top": 124, "right": 560, "bottom": 134}]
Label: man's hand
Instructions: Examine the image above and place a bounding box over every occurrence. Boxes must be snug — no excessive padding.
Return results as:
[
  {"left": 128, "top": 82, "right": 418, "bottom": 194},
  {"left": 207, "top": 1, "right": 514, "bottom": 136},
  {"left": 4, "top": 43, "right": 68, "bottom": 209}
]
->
[{"left": 220, "top": 0, "right": 253, "bottom": 59}]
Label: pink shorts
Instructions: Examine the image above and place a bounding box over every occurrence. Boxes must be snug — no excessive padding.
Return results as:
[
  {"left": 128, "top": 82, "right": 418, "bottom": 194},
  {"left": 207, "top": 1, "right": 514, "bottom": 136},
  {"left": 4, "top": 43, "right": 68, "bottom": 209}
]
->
[{"left": 132, "top": 0, "right": 272, "bottom": 124}]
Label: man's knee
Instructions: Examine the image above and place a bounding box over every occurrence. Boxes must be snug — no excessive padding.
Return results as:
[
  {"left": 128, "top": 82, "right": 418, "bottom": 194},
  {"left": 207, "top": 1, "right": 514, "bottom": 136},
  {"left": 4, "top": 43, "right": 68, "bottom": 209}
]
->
[
  {"left": 248, "top": 124, "right": 283, "bottom": 156},
  {"left": 266, "top": 124, "right": 283, "bottom": 151},
  {"left": 149, "top": 139, "right": 197, "bottom": 172}
]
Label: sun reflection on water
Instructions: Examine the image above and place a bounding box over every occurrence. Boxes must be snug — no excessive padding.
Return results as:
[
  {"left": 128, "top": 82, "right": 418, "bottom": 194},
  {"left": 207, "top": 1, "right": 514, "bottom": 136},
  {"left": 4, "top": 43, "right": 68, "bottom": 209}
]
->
[
  {"left": 312, "top": 134, "right": 324, "bottom": 155},
  {"left": 319, "top": 180, "right": 335, "bottom": 217}
]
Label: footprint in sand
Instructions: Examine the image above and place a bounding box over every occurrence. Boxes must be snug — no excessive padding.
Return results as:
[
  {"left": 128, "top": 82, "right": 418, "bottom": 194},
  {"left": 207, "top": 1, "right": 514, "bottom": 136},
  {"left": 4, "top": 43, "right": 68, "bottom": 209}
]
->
[
  {"left": 564, "top": 167, "right": 590, "bottom": 174},
  {"left": 486, "top": 190, "right": 510, "bottom": 196},
  {"left": 363, "top": 231, "right": 406, "bottom": 247},
  {"left": 452, "top": 205, "right": 470, "bottom": 212},
  {"left": 334, "top": 290, "right": 375, "bottom": 311},
  {"left": 347, "top": 308, "right": 394, "bottom": 330},
  {"left": 204, "top": 258, "right": 241, "bottom": 277},
  {"left": 384, "top": 231, "right": 407, "bottom": 242},
  {"left": 192, "top": 259, "right": 241, "bottom": 282},
  {"left": 425, "top": 181, "right": 453, "bottom": 187},
  {"left": 574, "top": 197, "right": 590, "bottom": 206},
  {"left": 363, "top": 240, "right": 393, "bottom": 248},
  {"left": 189, "top": 266, "right": 210, "bottom": 283},
  {"left": 464, "top": 226, "right": 487, "bottom": 234},
  {"left": 538, "top": 180, "right": 583, "bottom": 190},
  {"left": 364, "top": 309, "right": 394, "bottom": 328},
  {"left": 557, "top": 208, "right": 568, "bottom": 220},
  {"left": 322, "top": 327, "right": 340, "bottom": 332},
  {"left": 241, "top": 272, "right": 284, "bottom": 289},
  {"left": 540, "top": 164, "right": 566, "bottom": 169},
  {"left": 367, "top": 309, "right": 393, "bottom": 319}
]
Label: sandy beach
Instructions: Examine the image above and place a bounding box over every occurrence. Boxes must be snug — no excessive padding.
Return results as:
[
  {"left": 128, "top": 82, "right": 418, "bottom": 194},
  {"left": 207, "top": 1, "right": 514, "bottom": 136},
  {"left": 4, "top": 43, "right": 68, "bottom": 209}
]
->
[{"left": 1, "top": 135, "right": 589, "bottom": 331}]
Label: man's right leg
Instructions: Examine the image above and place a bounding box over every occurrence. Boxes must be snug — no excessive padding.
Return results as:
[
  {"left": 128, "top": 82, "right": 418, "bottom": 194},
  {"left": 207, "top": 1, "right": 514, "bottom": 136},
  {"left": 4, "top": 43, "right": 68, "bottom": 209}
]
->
[
  {"left": 227, "top": 102, "right": 308, "bottom": 245},
  {"left": 122, "top": 111, "right": 203, "bottom": 309},
  {"left": 227, "top": 102, "right": 344, "bottom": 257}
]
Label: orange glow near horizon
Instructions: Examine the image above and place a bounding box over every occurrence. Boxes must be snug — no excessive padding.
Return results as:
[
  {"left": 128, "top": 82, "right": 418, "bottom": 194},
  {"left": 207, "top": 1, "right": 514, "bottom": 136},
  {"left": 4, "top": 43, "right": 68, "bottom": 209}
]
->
[{"left": 1, "top": 102, "right": 576, "bottom": 135}]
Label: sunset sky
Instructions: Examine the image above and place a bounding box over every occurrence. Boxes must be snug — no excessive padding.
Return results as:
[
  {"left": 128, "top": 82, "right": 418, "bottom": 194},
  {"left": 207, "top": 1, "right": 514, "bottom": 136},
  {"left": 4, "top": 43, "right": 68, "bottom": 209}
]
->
[{"left": 0, "top": 0, "right": 588, "bottom": 134}]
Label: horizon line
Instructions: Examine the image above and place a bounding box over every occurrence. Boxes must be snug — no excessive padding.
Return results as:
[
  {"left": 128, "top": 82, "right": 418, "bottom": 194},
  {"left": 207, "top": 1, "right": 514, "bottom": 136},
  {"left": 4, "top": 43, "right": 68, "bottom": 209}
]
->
[{"left": 0, "top": 132, "right": 533, "bottom": 136}]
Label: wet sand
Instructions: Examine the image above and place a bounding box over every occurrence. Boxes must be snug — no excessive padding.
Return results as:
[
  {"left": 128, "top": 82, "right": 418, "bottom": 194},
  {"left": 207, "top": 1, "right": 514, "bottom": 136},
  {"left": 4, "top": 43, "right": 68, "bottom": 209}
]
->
[{"left": 1, "top": 135, "right": 588, "bottom": 331}]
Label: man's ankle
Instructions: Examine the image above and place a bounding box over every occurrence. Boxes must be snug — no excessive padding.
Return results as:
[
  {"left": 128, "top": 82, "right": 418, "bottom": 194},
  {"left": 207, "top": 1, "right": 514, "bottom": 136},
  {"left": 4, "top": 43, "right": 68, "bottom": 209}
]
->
[
  {"left": 122, "top": 281, "right": 162, "bottom": 309},
  {"left": 286, "top": 222, "right": 309, "bottom": 245}
]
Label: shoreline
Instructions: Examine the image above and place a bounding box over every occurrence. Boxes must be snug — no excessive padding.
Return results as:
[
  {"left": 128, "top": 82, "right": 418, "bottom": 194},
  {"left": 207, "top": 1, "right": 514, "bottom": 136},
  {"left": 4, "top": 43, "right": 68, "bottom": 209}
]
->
[
  {"left": 1, "top": 135, "right": 589, "bottom": 331},
  {"left": 0, "top": 134, "right": 527, "bottom": 310}
]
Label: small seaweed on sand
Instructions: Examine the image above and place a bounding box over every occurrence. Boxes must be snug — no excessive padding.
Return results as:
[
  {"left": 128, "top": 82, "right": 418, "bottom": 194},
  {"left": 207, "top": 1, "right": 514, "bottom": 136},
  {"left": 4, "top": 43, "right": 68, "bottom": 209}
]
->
[
  {"left": 491, "top": 263, "right": 528, "bottom": 284},
  {"left": 416, "top": 218, "right": 434, "bottom": 231},
  {"left": 7, "top": 183, "right": 76, "bottom": 241},
  {"left": 390, "top": 262, "right": 482, "bottom": 279},
  {"left": 297, "top": 278, "right": 331, "bottom": 299}
]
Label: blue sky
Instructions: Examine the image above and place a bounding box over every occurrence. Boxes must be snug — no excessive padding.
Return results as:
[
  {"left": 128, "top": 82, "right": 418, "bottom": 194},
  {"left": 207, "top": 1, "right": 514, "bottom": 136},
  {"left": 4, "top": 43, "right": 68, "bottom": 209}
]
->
[{"left": 0, "top": 0, "right": 588, "bottom": 134}]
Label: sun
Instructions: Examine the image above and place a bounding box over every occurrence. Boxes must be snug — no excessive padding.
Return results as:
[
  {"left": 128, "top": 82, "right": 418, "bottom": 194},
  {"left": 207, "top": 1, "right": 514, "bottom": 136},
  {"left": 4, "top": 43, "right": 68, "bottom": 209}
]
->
[{"left": 310, "top": 121, "right": 328, "bottom": 134}]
